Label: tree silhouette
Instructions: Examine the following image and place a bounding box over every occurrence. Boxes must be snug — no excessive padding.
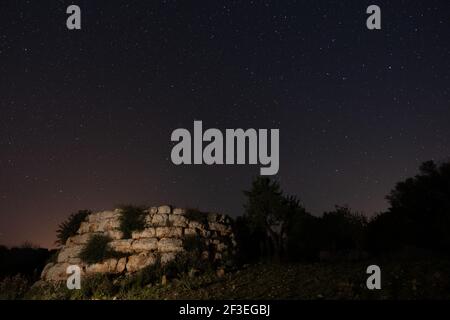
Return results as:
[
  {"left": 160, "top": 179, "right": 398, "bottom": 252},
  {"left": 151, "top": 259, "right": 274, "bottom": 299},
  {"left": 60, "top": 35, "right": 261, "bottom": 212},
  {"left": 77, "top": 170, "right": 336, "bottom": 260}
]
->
[
  {"left": 385, "top": 160, "right": 450, "bottom": 250},
  {"left": 243, "top": 177, "right": 285, "bottom": 259}
]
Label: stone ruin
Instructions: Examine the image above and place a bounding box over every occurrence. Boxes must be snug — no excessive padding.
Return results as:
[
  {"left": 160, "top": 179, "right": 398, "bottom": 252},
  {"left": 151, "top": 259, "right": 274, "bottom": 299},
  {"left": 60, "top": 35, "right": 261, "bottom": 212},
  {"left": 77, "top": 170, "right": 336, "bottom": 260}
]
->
[{"left": 41, "top": 205, "right": 236, "bottom": 282}]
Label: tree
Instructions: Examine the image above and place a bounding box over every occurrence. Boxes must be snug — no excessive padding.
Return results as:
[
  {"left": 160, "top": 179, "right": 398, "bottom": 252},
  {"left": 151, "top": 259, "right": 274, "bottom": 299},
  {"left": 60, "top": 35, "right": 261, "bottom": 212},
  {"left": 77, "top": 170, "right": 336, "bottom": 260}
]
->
[
  {"left": 385, "top": 160, "right": 450, "bottom": 250},
  {"left": 243, "top": 177, "right": 285, "bottom": 259},
  {"left": 243, "top": 177, "right": 311, "bottom": 261},
  {"left": 319, "top": 206, "right": 367, "bottom": 252}
]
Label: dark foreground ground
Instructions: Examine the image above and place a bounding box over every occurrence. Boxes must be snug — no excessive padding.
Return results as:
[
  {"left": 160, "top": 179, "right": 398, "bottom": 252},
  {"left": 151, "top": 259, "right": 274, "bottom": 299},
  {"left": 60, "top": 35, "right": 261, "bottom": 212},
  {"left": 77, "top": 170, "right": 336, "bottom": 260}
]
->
[{"left": 6, "top": 258, "right": 447, "bottom": 300}]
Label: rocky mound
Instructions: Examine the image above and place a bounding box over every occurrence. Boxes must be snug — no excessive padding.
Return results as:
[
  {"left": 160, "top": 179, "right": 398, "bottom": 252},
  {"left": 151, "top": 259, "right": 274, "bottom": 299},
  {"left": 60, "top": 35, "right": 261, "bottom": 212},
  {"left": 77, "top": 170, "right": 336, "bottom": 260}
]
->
[{"left": 41, "top": 205, "right": 236, "bottom": 282}]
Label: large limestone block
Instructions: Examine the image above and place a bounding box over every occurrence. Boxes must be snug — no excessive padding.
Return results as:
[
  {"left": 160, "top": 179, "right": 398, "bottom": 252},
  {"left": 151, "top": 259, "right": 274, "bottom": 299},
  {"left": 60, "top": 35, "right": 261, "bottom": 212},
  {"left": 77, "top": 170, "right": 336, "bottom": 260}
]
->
[
  {"left": 86, "top": 258, "right": 118, "bottom": 274},
  {"left": 105, "top": 230, "right": 124, "bottom": 240},
  {"left": 42, "top": 263, "right": 71, "bottom": 281},
  {"left": 208, "top": 222, "right": 230, "bottom": 234},
  {"left": 108, "top": 239, "right": 134, "bottom": 253},
  {"left": 149, "top": 206, "right": 158, "bottom": 214},
  {"left": 169, "top": 214, "right": 188, "bottom": 227},
  {"left": 126, "top": 253, "right": 157, "bottom": 272},
  {"left": 131, "top": 238, "right": 158, "bottom": 251},
  {"left": 66, "top": 233, "right": 92, "bottom": 246},
  {"left": 57, "top": 245, "right": 84, "bottom": 263},
  {"left": 88, "top": 210, "right": 120, "bottom": 222},
  {"left": 156, "top": 227, "right": 183, "bottom": 238},
  {"left": 151, "top": 213, "right": 169, "bottom": 226},
  {"left": 184, "top": 228, "right": 198, "bottom": 236},
  {"left": 173, "top": 208, "right": 186, "bottom": 215},
  {"left": 117, "top": 257, "right": 127, "bottom": 273},
  {"left": 132, "top": 228, "right": 156, "bottom": 239},
  {"left": 188, "top": 220, "right": 204, "bottom": 229},
  {"left": 158, "top": 205, "right": 172, "bottom": 214},
  {"left": 157, "top": 238, "right": 183, "bottom": 253},
  {"left": 78, "top": 219, "right": 120, "bottom": 233}
]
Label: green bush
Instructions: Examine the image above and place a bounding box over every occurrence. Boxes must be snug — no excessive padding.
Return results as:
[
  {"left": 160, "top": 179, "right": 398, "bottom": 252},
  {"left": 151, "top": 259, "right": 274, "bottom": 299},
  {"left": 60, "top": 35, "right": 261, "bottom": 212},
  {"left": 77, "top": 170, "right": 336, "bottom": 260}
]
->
[
  {"left": 56, "top": 210, "right": 91, "bottom": 246},
  {"left": 78, "top": 235, "right": 120, "bottom": 264},
  {"left": 118, "top": 205, "right": 146, "bottom": 238}
]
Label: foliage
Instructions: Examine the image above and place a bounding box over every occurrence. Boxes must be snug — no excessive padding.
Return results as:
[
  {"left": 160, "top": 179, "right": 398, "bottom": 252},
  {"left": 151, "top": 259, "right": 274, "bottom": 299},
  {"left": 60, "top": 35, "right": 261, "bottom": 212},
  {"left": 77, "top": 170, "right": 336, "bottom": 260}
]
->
[
  {"left": 0, "top": 274, "right": 30, "bottom": 300},
  {"left": 185, "top": 208, "right": 208, "bottom": 225},
  {"left": 385, "top": 160, "right": 450, "bottom": 250},
  {"left": 319, "top": 206, "right": 367, "bottom": 252},
  {"left": 243, "top": 177, "right": 286, "bottom": 259},
  {"left": 78, "top": 234, "right": 121, "bottom": 264},
  {"left": 56, "top": 210, "right": 91, "bottom": 246},
  {"left": 0, "top": 245, "right": 52, "bottom": 279},
  {"left": 80, "top": 274, "right": 116, "bottom": 299},
  {"left": 118, "top": 205, "right": 146, "bottom": 239}
]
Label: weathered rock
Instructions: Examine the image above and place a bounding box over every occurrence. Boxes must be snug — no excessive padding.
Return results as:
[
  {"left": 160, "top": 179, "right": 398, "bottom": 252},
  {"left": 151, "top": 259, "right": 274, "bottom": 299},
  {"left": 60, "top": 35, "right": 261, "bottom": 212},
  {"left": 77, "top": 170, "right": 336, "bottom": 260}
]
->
[
  {"left": 184, "top": 228, "right": 198, "bottom": 236},
  {"left": 188, "top": 220, "right": 204, "bottom": 229},
  {"left": 158, "top": 238, "right": 183, "bottom": 252},
  {"left": 42, "top": 263, "right": 71, "bottom": 281},
  {"left": 216, "top": 243, "right": 228, "bottom": 252},
  {"left": 126, "top": 253, "right": 157, "bottom": 272},
  {"left": 149, "top": 206, "right": 158, "bottom": 214},
  {"left": 88, "top": 211, "right": 120, "bottom": 222},
  {"left": 208, "top": 222, "right": 230, "bottom": 234},
  {"left": 41, "top": 205, "right": 236, "bottom": 281},
  {"left": 131, "top": 238, "right": 158, "bottom": 251},
  {"left": 66, "top": 233, "right": 92, "bottom": 246},
  {"left": 40, "top": 262, "right": 55, "bottom": 280},
  {"left": 57, "top": 245, "right": 84, "bottom": 263},
  {"left": 105, "top": 230, "right": 124, "bottom": 240},
  {"left": 199, "top": 229, "right": 211, "bottom": 238},
  {"left": 173, "top": 208, "right": 186, "bottom": 215},
  {"left": 169, "top": 214, "right": 188, "bottom": 227},
  {"left": 108, "top": 239, "right": 134, "bottom": 253},
  {"left": 152, "top": 213, "right": 169, "bottom": 226},
  {"left": 86, "top": 258, "right": 118, "bottom": 274},
  {"left": 156, "top": 227, "right": 183, "bottom": 238},
  {"left": 132, "top": 228, "right": 156, "bottom": 239},
  {"left": 160, "top": 252, "right": 176, "bottom": 264},
  {"left": 158, "top": 205, "right": 172, "bottom": 214},
  {"left": 117, "top": 257, "right": 127, "bottom": 273}
]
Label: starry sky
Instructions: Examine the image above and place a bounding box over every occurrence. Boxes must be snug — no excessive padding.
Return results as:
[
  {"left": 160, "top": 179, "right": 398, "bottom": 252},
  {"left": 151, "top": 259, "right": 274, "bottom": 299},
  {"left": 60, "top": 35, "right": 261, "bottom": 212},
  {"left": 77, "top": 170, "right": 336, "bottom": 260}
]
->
[{"left": 1, "top": 0, "right": 449, "bottom": 248}]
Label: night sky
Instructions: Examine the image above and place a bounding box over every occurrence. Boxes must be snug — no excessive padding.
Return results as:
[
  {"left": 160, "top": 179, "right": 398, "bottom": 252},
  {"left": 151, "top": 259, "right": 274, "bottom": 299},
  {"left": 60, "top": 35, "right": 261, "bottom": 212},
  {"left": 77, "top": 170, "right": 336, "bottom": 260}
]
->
[{"left": 1, "top": 1, "right": 449, "bottom": 248}]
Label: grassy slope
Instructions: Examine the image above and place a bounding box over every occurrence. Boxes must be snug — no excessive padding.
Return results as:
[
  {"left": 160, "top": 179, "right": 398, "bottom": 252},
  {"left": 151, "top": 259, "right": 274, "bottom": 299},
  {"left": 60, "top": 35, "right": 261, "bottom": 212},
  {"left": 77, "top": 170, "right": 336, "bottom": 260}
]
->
[
  {"left": 119, "top": 259, "right": 450, "bottom": 300},
  {"left": 24, "top": 259, "right": 450, "bottom": 300}
]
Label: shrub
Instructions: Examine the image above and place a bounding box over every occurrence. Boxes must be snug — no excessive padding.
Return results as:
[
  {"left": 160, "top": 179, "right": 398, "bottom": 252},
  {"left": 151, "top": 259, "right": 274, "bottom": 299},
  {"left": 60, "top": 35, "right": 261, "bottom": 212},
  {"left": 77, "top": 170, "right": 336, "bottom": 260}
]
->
[
  {"left": 56, "top": 210, "right": 91, "bottom": 246},
  {"left": 121, "top": 258, "right": 164, "bottom": 290},
  {"left": 183, "top": 234, "right": 207, "bottom": 253},
  {"left": 118, "top": 205, "right": 146, "bottom": 238},
  {"left": 0, "top": 274, "right": 30, "bottom": 300},
  {"left": 80, "top": 274, "right": 116, "bottom": 299},
  {"left": 185, "top": 208, "right": 207, "bottom": 225},
  {"left": 78, "top": 235, "right": 119, "bottom": 264}
]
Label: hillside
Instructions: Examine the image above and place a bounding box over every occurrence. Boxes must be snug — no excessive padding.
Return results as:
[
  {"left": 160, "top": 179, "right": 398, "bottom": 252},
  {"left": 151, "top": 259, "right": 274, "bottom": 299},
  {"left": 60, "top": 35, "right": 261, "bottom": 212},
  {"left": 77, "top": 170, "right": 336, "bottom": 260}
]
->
[{"left": 21, "top": 259, "right": 450, "bottom": 300}]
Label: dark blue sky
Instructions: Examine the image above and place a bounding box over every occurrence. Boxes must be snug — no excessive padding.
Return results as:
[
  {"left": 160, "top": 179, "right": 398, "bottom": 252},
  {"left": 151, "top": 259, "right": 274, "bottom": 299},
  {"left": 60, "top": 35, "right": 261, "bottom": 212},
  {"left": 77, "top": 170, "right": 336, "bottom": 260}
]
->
[{"left": 1, "top": 0, "right": 449, "bottom": 247}]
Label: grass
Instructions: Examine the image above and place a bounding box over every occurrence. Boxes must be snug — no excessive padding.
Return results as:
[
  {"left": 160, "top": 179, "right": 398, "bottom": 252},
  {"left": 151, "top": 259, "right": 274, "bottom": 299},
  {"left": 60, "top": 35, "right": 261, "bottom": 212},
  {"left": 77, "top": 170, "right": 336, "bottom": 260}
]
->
[{"left": 20, "top": 258, "right": 450, "bottom": 300}]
